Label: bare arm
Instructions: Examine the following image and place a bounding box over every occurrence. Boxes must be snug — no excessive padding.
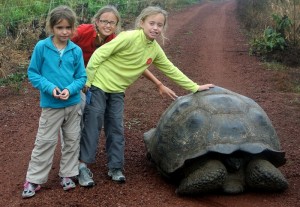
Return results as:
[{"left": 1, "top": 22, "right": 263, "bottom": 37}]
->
[{"left": 142, "top": 69, "right": 178, "bottom": 100}]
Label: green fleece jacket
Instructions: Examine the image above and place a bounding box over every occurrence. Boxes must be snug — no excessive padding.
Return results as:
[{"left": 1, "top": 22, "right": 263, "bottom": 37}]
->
[{"left": 86, "top": 29, "right": 198, "bottom": 93}]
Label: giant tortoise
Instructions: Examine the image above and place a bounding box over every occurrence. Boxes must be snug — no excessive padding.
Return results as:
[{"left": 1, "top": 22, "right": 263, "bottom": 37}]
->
[{"left": 143, "top": 86, "right": 288, "bottom": 195}]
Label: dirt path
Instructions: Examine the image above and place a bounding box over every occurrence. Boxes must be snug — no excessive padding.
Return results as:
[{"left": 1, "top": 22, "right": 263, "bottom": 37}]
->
[{"left": 0, "top": 0, "right": 299, "bottom": 206}]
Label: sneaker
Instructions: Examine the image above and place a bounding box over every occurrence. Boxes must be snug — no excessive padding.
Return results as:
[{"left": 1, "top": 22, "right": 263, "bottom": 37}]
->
[
  {"left": 78, "top": 167, "right": 95, "bottom": 187},
  {"left": 108, "top": 168, "right": 126, "bottom": 183},
  {"left": 22, "top": 181, "right": 41, "bottom": 198},
  {"left": 60, "top": 177, "right": 76, "bottom": 191}
]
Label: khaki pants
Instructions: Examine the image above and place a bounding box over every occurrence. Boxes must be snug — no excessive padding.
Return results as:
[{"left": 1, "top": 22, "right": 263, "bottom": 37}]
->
[
  {"left": 26, "top": 104, "right": 82, "bottom": 184},
  {"left": 60, "top": 91, "right": 86, "bottom": 147}
]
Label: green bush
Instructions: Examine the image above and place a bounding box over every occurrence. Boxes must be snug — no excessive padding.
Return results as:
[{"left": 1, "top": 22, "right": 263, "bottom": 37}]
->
[
  {"left": 0, "top": 72, "right": 27, "bottom": 93},
  {"left": 250, "top": 14, "right": 292, "bottom": 56},
  {"left": 250, "top": 27, "right": 286, "bottom": 55},
  {"left": 271, "top": 13, "right": 292, "bottom": 40}
]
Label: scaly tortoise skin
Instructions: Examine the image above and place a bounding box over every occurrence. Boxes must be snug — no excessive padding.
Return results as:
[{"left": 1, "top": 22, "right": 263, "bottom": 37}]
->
[{"left": 144, "top": 86, "right": 288, "bottom": 195}]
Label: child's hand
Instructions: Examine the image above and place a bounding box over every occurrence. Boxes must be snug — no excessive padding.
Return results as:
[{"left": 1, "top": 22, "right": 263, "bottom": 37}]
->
[
  {"left": 197, "top": 84, "right": 215, "bottom": 91},
  {"left": 53, "top": 88, "right": 61, "bottom": 98},
  {"left": 82, "top": 85, "right": 89, "bottom": 94},
  {"left": 59, "top": 89, "right": 70, "bottom": 100},
  {"left": 158, "top": 83, "right": 178, "bottom": 100}
]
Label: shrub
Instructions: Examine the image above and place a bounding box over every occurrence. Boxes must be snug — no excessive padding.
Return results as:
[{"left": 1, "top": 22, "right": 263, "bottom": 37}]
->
[
  {"left": 250, "top": 27, "right": 286, "bottom": 55},
  {"left": 250, "top": 14, "right": 292, "bottom": 56}
]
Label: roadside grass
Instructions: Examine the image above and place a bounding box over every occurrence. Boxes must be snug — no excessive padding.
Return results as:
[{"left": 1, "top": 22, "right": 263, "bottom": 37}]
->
[
  {"left": 236, "top": 0, "right": 300, "bottom": 94},
  {"left": 0, "top": 0, "right": 204, "bottom": 94},
  {"left": 0, "top": 59, "right": 28, "bottom": 93}
]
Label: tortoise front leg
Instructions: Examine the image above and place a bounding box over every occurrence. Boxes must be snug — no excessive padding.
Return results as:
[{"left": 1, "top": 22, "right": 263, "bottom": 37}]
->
[
  {"left": 176, "top": 159, "right": 227, "bottom": 195},
  {"left": 245, "top": 159, "right": 288, "bottom": 191}
]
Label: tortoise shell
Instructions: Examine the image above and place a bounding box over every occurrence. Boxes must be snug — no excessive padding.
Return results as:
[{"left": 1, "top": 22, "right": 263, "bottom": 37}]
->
[{"left": 144, "top": 87, "right": 285, "bottom": 174}]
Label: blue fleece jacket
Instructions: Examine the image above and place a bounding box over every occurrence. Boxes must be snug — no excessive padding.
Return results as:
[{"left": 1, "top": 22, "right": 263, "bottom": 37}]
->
[{"left": 28, "top": 36, "right": 87, "bottom": 108}]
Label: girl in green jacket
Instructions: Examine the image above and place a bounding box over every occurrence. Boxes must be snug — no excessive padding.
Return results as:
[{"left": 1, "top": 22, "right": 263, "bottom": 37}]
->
[{"left": 79, "top": 6, "right": 214, "bottom": 184}]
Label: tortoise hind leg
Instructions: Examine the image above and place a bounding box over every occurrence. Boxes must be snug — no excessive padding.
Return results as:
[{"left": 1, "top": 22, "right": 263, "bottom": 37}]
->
[
  {"left": 176, "top": 160, "right": 227, "bottom": 195},
  {"left": 246, "top": 159, "right": 288, "bottom": 191}
]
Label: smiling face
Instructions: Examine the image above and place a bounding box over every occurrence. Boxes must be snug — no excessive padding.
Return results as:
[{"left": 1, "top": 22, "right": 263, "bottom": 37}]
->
[
  {"left": 95, "top": 12, "right": 118, "bottom": 38},
  {"left": 140, "top": 13, "right": 165, "bottom": 41}
]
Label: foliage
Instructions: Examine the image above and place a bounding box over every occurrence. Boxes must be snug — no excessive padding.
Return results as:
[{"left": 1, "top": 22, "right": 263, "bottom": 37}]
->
[
  {"left": 236, "top": 0, "right": 270, "bottom": 31},
  {"left": 250, "top": 27, "right": 286, "bottom": 55},
  {"left": 271, "top": 13, "right": 292, "bottom": 39},
  {"left": 0, "top": 72, "right": 27, "bottom": 93},
  {"left": 0, "top": 0, "right": 202, "bottom": 37},
  {"left": 0, "top": 0, "right": 203, "bottom": 92},
  {"left": 237, "top": 0, "right": 300, "bottom": 93},
  {"left": 237, "top": 0, "right": 300, "bottom": 45},
  {"left": 0, "top": 0, "right": 49, "bottom": 37},
  {"left": 250, "top": 14, "right": 292, "bottom": 55}
]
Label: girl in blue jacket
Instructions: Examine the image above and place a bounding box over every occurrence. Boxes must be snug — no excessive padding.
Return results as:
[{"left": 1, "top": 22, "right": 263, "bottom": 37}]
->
[{"left": 22, "top": 5, "right": 86, "bottom": 198}]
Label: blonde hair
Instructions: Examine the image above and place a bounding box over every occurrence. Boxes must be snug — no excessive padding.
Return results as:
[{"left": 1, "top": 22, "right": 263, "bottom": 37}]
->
[
  {"left": 92, "top": 5, "right": 121, "bottom": 34},
  {"left": 46, "top": 5, "right": 77, "bottom": 35},
  {"left": 135, "top": 6, "right": 168, "bottom": 43}
]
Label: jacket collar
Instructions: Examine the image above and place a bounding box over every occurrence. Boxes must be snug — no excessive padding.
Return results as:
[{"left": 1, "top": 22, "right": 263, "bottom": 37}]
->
[
  {"left": 138, "top": 29, "right": 155, "bottom": 45},
  {"left": 45, "top": 36, "right": 75, "bottom": 52}
]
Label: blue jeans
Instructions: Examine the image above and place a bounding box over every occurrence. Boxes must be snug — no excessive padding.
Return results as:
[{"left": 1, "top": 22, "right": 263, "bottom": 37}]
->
[{"left": 80, "top": 86, "right": 125, "bottom": 169}]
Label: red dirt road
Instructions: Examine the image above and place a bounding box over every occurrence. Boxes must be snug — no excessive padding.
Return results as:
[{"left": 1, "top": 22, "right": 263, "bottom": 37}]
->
[{"left": 0, "top": 0, "right": 299, "bottom": 206}]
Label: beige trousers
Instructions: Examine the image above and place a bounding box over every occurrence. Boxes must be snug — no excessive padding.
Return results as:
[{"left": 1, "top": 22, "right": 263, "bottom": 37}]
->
[{"left": 25, "top": 104, "right": 82, "bottom": 184}]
